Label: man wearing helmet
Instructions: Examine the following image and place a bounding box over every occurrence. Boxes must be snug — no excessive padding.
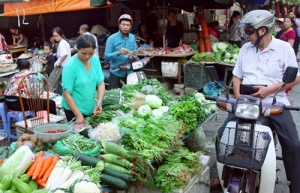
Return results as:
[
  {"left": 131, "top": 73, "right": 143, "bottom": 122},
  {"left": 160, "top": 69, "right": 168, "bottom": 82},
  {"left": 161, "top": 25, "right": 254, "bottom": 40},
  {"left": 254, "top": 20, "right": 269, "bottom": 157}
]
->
[
  {"left": 104, "top": 14, "right": 137, "bottom": 89},
  {"left": 231, "top": 10, "right": 300, "bottom": 193}
]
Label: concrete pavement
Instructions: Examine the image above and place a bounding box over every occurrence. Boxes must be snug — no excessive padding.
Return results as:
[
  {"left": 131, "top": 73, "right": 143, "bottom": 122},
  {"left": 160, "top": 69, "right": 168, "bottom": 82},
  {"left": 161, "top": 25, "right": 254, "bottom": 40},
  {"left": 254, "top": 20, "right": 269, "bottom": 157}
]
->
[{"left": 203, "top": 62, "right": 300, "bottom": 193}]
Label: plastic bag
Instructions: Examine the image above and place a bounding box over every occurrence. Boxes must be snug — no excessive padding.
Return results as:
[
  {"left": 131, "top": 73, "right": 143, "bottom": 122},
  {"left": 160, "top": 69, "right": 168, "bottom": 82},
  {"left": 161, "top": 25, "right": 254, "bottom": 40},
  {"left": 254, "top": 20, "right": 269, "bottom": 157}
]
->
[
  {"left": 184, "top": 126, "right": 207, "bottom": 152},
  {"left": 203, "top": 81, "right": 224, "bottom": 96},
  {"left": 52, "top": 139, "right": 101, "bottom": 156}
]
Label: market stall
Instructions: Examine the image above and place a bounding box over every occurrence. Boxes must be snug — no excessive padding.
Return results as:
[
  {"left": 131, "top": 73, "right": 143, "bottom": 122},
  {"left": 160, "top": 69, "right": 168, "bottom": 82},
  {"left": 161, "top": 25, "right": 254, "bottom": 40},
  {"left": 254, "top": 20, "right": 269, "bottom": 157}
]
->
[
  {"left": 0, "top": 78, "right": 217, "bottom": 193},
  {"left": 137, "top": 47, "right": 196, "bottom": 84},
  {"left": 183, "top": 42, "right": 239, "bottom": 91}
]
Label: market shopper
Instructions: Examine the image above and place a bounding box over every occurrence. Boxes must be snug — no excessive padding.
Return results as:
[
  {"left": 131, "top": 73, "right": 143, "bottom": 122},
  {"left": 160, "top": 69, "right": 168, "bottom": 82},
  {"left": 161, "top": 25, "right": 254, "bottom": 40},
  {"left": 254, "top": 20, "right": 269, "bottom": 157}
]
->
[
  {"left": 226, "top": 10, "right": 300, "bottom": 193},
  {"left": 4, "top": 59, "right": 57, "bottom": 114},
  {"left": 72, "top": 24, "right": 99, "bottom": 58},
  {"left": 165, "top": 10, "right": 184, "bottom": 48},
  {"left": 228, "top": 11, "right": 241, "bottom": 47},
  {"left": 52, "top": 27, "right": 71, "bottom": 67},
  {"left": 39, "top": 41, "right": 56, "bottom": 76},
  {"left": 279, "top": 16, "right": 296, "bottom": 47},
  {"left": 49, "top": 36, "right": 57, "bottom": 54},
  {"left": 10, "top": 27, "right": 28, "bottom": 47},
  {"left": 136, "top": 22, "right": 154, "bottom": 46},
  {"left": 61, "top": 34, "right": 105, "bottom": 123},
  {"left": 104, "top": 14, "right": 137, "bottom": 89},
  {"left": 288, "top": 10, "right": 300, "bottom": 57},
  {"left": 275, "top": 18, "right": 284, "bottom": 39}
]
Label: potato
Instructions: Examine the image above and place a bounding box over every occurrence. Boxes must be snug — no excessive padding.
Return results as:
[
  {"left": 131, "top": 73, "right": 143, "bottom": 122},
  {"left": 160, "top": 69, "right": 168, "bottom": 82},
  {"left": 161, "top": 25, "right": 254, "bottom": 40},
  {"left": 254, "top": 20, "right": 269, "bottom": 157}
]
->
[
  {"left": 36, "top": 140, "right": 44, "bottom": 147},
  {"left": 30, "top": 134, "right": 38, "bottom": 144},
  {"left": 21, "top": 133, "right": 32, "bottom": 141}
]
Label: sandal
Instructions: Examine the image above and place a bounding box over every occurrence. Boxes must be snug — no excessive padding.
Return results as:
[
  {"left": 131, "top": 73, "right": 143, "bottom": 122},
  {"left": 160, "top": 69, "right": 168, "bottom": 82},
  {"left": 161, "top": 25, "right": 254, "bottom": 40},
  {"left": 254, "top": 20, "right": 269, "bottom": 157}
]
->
[{"left": 210, "top": 177, "right": 222, "bottom": 190}]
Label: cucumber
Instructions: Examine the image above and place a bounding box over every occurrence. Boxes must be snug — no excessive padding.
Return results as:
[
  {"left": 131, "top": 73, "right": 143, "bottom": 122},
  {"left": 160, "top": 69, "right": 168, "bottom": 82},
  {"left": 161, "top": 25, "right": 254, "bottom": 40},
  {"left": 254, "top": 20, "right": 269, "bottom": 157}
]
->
[
  {"left": 74, "top": 153, "right": 105, "bottom": 171},
  {"left": 102, "top": 168, "right": 132, "bottom": 183},
  {"left": 100, "top": 173, "right": 127, "bottom": 190}
]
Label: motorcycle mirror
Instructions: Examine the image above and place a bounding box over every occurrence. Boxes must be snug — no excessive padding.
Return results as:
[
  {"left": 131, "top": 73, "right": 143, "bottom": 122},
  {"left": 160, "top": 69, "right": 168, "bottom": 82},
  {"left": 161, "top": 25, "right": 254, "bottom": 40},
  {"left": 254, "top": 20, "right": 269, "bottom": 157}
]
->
[
  {"left": 283, "top": 66, "right": 298, "bottom": 84},
  {"left": 273, "top": 66, "right": 298, "bottom": 105},
  {"left": 205, "top": 66, "right": 219, "bottom": 81}
]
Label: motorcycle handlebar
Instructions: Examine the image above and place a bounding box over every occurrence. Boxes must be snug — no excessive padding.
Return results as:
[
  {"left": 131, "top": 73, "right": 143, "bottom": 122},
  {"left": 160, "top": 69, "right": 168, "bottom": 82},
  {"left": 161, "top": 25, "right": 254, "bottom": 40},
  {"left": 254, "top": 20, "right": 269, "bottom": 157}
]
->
[
  {"left": 284, "top": 105, "right": 300, "bottom": 111},
  {"left": 205, "top": 96, "right": 217, "bottom": 101}
]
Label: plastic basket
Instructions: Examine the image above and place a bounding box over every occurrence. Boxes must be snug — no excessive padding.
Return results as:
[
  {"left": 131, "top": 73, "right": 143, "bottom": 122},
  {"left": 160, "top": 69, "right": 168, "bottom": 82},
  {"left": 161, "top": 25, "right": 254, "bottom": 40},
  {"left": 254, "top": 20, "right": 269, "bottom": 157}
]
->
[
  {"left": 184, "top": 62, "right": 209, "bottom": 90},
  {"left": 33, "top": 124, "right": 72, "bottom": 143},
  {"left": 216, "top": 127, "right": 271, "bottom": 170}
]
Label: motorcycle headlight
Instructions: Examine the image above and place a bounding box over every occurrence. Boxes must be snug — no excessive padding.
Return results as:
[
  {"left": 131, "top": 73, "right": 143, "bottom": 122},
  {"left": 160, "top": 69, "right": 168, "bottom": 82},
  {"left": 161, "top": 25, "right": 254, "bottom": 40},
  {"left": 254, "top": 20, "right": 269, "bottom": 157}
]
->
[{"left": 235, "top": 103, "right": 259, "bottom": 120}]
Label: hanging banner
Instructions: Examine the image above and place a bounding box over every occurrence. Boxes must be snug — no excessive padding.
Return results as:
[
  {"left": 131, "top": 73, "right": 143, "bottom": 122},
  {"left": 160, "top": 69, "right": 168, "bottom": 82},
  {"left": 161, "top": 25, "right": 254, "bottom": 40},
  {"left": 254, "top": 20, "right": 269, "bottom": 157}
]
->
[{"left": 4, "top": 0, "right": 111, "bottom": 16}]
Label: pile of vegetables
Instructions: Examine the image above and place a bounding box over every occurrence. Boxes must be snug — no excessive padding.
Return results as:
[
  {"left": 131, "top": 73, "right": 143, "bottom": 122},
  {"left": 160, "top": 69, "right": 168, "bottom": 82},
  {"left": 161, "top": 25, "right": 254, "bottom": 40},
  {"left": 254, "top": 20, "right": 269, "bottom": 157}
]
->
[
  {"left": 154, "top": 148, "right": 202, "bottom": 192},
  {"left": 52, "top": 134, "right": 101, "bottom": 156},
  {"left": 191, "top": 52, "right": 214, "bottom": 63},
  {"left": 16, "top": 133, "right": 45, "bottom": 150},
  {"left": 212, "top": 42, "right": 240, "bottom": 64}
]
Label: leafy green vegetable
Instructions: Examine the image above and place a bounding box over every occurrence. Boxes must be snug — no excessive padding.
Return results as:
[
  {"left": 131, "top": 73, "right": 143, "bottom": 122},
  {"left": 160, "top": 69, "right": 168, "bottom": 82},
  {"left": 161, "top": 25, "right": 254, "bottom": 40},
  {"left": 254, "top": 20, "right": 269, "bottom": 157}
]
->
[{"left": 154, "top": 148, "right": 202, "bottom": 192}]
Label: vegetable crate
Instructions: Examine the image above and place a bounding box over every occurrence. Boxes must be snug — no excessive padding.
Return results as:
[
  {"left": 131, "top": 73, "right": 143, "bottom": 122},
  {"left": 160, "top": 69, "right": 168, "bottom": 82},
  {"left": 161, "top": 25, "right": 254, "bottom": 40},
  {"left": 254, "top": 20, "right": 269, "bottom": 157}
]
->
[{"left": 183, "top": 62, "right": 209, "bottom": 90}]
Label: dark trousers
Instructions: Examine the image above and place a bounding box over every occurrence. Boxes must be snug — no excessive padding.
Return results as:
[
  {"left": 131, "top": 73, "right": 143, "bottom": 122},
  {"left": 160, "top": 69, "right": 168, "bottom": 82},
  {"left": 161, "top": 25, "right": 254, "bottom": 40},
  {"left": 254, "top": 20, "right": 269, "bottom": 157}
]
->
[
  {"left": 4, "top": 96, "right": 57, "bottom": 115},
  {"left": 64, "top": 108, "right": 89, "bottom": 122},
  {"left": 223, "top": 111, "right": 300, "bottom": 193},
  {"left": 108, "top": 72, "right": 126, "bottom": 90},
  {"left": 293, "top": 36, "right": 300, "bottom": 56}
]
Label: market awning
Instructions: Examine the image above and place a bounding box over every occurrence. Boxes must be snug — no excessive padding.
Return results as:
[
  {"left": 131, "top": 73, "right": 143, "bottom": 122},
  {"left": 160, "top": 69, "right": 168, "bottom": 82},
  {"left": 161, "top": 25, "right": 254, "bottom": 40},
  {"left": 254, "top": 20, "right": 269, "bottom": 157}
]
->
[
  {"left": 3, "top": 0, "right": 112, "bottom": 16},
  {"left": 116, "top": 0, "right": 234, "bottom": 11}
]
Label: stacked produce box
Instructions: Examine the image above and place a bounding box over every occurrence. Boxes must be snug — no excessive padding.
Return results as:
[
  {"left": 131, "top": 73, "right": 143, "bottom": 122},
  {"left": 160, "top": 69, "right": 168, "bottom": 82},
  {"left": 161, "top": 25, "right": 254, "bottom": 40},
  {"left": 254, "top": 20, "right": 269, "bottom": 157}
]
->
[{"left": 0, "top": 78, "right": 217, "bottom": 193}]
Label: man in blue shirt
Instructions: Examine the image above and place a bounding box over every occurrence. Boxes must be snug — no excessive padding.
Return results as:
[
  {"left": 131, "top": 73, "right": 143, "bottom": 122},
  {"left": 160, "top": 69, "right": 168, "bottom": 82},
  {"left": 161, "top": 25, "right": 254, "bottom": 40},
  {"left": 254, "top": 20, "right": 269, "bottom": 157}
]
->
[{"left": 104, "top": 14, "right": 137, "bottom": 89}]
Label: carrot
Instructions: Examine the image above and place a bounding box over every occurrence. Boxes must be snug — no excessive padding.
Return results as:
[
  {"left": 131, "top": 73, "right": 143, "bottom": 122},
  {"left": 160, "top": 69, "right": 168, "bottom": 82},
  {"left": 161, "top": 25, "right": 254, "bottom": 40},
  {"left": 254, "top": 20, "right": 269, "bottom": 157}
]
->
[
  {"left": 198, "top": 30, "right": 205, "bottom": 52},
  {"left": 38, "top": 156, "right": 53, "bottom": 179},
  {"left": 32, "top": 157, "right": 44, "bottom": 180},
  {"left": 26, "top": 151, "right": 44, "bottom": 177},
  {"left": 42, "top": 156, "right": 59, "bottom": 183},
  {"left": 35, "top": 178, "right": 46, "bottom": 188}
]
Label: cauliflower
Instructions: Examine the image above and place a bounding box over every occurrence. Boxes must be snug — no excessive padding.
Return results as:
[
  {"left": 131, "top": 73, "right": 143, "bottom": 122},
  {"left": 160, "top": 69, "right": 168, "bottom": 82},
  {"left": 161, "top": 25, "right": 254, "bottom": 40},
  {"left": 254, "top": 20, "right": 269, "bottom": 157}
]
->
[{"left": 74, "top": 181, "right": 101, "bottom": 193}]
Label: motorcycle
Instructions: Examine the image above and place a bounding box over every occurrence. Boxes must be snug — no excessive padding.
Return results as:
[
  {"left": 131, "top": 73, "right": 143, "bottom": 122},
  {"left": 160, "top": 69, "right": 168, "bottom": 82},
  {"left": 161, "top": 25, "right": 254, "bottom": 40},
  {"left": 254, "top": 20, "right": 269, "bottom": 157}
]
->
[
  {"left": 205, "top": 66, "right": 299, "bottom": 193},
  {"left": 102, "top": 57, "right": 152, "bottom": 88}
]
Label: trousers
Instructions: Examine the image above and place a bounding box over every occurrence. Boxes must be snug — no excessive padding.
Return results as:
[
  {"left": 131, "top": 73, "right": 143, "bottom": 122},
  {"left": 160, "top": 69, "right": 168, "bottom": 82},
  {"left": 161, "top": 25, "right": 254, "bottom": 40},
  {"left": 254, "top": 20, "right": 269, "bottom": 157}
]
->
[
  {"left": 108, "top": 72, "right": 126, "bottom": 90},
  {"left": 223, "top": 111, "right": 300, "bottom": 193}
]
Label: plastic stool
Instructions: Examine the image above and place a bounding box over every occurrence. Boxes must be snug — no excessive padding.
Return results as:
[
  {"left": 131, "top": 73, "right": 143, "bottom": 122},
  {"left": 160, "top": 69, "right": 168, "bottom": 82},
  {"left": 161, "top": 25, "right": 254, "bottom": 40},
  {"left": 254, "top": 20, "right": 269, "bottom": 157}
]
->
[
  {"left": 0, "top": 103, "right": 9, "bottom": 141},
  {"left": 7, "top": 110, "right": 33, "bottom": 142}
]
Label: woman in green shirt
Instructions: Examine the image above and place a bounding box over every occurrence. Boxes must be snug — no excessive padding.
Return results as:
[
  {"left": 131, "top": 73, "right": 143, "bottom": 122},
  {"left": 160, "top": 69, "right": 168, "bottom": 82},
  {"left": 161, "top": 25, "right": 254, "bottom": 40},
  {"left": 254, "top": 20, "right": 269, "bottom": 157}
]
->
[{"left": 61, "top": 34, "right": 105, "bottom": 123}]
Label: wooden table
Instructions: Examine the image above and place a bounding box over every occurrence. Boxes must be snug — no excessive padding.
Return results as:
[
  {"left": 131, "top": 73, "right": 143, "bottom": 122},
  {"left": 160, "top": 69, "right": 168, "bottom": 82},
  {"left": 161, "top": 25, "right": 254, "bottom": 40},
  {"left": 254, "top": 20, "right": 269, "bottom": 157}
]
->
[
  {"left": 7, "top": 46, "right": 26, "bottom": 56},
  {"left": 138, "top": 51, "right": 196, "bottom": 84}
]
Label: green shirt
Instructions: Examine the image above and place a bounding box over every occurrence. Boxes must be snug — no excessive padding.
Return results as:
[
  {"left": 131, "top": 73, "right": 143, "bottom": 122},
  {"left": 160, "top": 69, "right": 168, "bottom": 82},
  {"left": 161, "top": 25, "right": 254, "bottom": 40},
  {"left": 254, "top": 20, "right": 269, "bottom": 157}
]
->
[{"left": 61, "top": 55, "right": 104, "bottom": 115}]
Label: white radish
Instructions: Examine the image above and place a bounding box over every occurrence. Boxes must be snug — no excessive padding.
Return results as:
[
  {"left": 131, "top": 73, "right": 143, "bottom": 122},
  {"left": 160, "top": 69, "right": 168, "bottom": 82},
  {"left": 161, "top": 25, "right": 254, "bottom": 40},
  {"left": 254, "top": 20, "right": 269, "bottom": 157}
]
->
[
  {"left": 45, "top": 160, "right": 64, "bottom": 189},
  {"left": 58, "top": 170, "right": 85, "bottom": 189},
  {"left": 51, "top": 166, "right": 73, "bottom": 190}
]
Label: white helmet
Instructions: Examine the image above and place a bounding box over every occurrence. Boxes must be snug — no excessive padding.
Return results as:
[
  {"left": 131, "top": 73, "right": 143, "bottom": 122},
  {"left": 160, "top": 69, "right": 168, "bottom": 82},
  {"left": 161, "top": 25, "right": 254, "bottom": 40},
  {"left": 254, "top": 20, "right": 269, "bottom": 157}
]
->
[{"left": 239, "top": 10, "right": 274, "bottom": 31}]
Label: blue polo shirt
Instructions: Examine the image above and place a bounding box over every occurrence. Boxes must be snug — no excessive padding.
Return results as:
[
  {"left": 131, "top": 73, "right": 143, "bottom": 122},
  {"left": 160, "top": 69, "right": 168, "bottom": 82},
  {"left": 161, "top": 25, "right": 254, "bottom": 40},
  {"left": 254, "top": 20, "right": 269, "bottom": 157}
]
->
[{"left": 104, "top": 31, "right": 137, "bottom": 78}]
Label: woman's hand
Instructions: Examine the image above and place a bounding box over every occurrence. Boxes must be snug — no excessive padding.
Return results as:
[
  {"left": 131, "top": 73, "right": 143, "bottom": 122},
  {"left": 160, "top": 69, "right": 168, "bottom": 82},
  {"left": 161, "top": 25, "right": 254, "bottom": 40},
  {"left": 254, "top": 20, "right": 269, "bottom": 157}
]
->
[
  {"left": 93, "top": 101, "right": 102, "bottom": 116},
  {"left": 75, "top": 114, "right": 85, "bottom": 124}
]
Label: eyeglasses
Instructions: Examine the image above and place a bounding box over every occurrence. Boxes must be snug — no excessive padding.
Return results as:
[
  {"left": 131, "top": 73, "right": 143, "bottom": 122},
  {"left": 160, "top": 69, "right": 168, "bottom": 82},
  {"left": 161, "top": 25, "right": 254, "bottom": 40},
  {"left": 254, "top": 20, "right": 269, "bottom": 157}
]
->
[{"left": 244, "top": 29, "right": 256, "bottom": 35}]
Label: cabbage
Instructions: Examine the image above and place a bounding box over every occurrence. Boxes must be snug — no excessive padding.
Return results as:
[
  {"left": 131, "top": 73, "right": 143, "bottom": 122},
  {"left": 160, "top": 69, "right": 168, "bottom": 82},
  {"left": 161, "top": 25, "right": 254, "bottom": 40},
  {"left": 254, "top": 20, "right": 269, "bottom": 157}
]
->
[
  {"left": 232, "top": 53, "right": 238, "bottom": 60},
  {"left": 145, "top": 95, "right": 162, "bottom": 109},
  {"left": 223, "top": 59, "right": 231, "bottom": 63},
  {"left": 152, "top": 109, "right": 164, "bottom": 119},
  {"left": 158, "top": 106, "right": 169, "bottom": 113},
  {"left": 204, "top": 108, "right": 211, "bottom": 115},
  {"left": 0, "top": 146, "right": 34, "bottom": 177},
  {"left": 212, "top": 43, "right": 218, "bottom": 52},
  {"left": 225, "top": 52, "right": 231, "bottom": 59},
  {"left": 217, "top": 42, "right": 228, "bottom": 52},
  {"left": 208, "top": 104, "right": 217, "bottom": 113},
  {"left": 230, "top": 59, "right": 237, "bottom": 64},
  {"left": 138, "top": 104, "right": 152, "bottom": 117}
]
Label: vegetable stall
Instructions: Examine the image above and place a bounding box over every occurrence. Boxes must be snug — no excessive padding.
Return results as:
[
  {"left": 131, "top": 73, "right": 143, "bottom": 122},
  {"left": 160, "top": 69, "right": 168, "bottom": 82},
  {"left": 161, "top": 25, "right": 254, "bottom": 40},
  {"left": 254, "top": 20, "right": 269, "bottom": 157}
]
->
[
  {"left": 0, "top": 78, "right": 217, "bottom": 193},
  {"left": 184, "top": 42, "right": 240, "bottom": 91}
]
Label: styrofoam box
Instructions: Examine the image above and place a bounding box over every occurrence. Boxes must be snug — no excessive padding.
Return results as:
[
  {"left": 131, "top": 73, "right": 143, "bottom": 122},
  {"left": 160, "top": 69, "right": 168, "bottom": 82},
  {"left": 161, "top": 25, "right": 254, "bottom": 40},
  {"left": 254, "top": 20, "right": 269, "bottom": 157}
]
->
[
  {"left": 161, "top": 62, "right": 178, "bottom": 77},
  {"left": 117, "top": 155, "right": 210, "bottom": 193}
]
